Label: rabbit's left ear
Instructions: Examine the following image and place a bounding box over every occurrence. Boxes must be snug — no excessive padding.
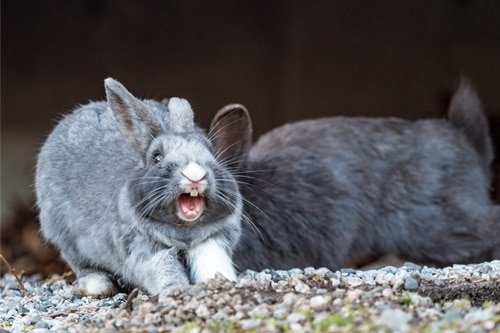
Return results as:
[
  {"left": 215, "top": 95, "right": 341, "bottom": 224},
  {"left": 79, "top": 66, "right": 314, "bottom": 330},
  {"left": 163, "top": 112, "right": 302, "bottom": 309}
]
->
[
  {"left": 209, "top": 104, "right": 252, "bottom": 168},
  {"left": 105, "top": 78, "right": 162, "bottom": 154}
]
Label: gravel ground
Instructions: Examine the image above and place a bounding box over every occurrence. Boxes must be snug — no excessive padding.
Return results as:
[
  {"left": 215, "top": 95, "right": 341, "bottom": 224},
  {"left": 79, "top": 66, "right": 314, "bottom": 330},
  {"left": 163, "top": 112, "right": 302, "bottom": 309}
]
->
[{"left": 1, "top": 261, "right": 499, "bottom": 332}]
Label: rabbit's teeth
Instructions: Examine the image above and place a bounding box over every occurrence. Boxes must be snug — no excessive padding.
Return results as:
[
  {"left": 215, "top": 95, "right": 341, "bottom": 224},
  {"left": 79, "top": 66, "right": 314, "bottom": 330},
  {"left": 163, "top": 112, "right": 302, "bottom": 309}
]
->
[{"left": 190, "top": 189, "right": 199, "bottom": 197}]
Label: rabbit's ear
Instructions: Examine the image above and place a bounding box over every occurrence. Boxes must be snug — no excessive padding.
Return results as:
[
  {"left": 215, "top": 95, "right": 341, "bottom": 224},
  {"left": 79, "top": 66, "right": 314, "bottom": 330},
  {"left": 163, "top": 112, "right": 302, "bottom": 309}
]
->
[
  {"left": 168, "top": 97, "right": 195, "bottom": 132},
  {"left": 209, "top": 104, "right": 252, "bottom": 168},
  {"left": 104, "top": 78, "right": 162, "bottom": 154}
]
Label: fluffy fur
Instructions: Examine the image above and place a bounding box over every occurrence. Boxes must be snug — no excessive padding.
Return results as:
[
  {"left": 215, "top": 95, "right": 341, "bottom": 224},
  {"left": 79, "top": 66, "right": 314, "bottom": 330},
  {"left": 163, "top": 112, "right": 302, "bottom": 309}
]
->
[
  {"left": 36, "top": 79, "right": 247, "bottom": 297},
  {"left": 36, "top": 78, "right": 499, "bottom": 296},
  {"left": 233, "top": 81, "right": 500, "bottom": 271}
]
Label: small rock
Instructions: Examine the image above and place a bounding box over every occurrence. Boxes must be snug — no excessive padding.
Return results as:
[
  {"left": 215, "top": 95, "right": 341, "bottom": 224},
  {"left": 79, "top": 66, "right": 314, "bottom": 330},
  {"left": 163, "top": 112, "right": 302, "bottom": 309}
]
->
[
  {"left": 255, "top": 272, "right": 272, "bottom": 281},
  {"left": 443, "top": 310, "right": 464, "bottom": 322},
  {"left": 329, "top": 278, "right": 341, "bottom": 288},
  {"left": 195, "top": 304, "right": 210, "bottom": 318},
  {"left": 340, "top": 268, "right": 357, "bottom": 274},
  {"left": 403, "top": 262, "right": 422, "bottom": 271},
  {"left": 478, "top": 265, "right": 492, "bottom": 274},
  {"left": 376, "top": 308, "right": 412, "bottom": 332},
  {"left": 31, "top": 329, "right": 50, "bottom": 333},
  {"left": 332, "top": 298, "right": 343, "bottom": 307},
  {"left": 282, "top": 292, "right": 298, "bottom": 306},
  {"left": 381, "top": 288, "right": 393, "bottom": 298},
  {"left": 346, "top": 290, "right": 362, "bottom": 302},
  {"left": 315, "top": 267, "right": 331, "bottom": 276},
  {"left": 17, "top": 305, "right": 29, "bottom": 315},
  {"left": 463, "top": 308, "right": 493, "bottom": 323},
  {"left": 376, "top": 272, "right": 392, "bottom": 285},
  {"left": 304, "top": 267, "right": 315, "bottom": 274},
  {"left": 345, "top": 277, "right": 363, "bottom": 287},
  {"left": 294, "top": 282, "right": 310, "bottom": 293},
  {"left": 289, "top": 323, "right": 303, "bottom": 332},
  {"left": 273, "top": 306, "right": 288, "bottom": 320},
  {"left": 309, "top": 295, "right": 331, "bottom": 310},
  {"left": 287, "top": 313, "right": 306, "bottom": 323},
  {"left": 239, "top": 319, "right": 261, "bottom": 329},
  {"left": 483, "top": 320, "right": 495, "bottom": 330},
  {"left": 404, "top": 277, "right": 419, "bottom": 291}
]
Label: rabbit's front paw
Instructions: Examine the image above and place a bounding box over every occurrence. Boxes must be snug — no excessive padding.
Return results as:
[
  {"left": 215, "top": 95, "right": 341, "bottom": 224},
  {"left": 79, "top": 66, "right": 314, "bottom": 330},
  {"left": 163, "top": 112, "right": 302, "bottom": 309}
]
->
[
  {"left": 187, "top": 238, "right": 237, "bottom": 283},
  {"left": 75, "top": 272, "right": 117, "bottom": 298}
]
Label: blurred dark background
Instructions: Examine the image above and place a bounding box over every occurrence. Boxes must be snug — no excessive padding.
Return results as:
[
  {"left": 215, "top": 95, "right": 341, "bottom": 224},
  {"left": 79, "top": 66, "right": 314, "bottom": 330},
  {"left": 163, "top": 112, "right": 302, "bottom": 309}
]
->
[{"left": 2, "top": 1, "right": 500, "bottom": 228}]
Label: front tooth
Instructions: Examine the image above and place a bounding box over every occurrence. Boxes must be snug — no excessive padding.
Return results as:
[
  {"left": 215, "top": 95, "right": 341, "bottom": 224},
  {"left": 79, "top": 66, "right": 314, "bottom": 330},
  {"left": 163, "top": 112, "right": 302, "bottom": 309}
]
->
[
  {"left": 190, "top": 189, "right": 199, "bottom": 197},
  {"left": 183, "top": 188, "right": 190, "bottom": 194}
]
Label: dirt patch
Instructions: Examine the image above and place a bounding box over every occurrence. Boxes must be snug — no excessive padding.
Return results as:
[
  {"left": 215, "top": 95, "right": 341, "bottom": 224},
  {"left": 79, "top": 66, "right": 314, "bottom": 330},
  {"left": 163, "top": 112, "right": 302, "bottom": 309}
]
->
[
  {"left": 418, "top": 280, "right": 500, "bottom": 306},
  {"left": 0, "top": 204, "right": 67, "bottom": 277}
]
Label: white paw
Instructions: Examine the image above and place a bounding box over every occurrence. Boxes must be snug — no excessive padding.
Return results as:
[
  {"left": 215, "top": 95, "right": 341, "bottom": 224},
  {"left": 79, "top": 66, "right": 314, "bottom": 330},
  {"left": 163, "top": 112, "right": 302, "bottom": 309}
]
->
[
  {"left": 187, "top": 238, "right": 237, "bottom": 283},
  {"left": 75, "top": 272, "right": 116, "bottom": 298}
]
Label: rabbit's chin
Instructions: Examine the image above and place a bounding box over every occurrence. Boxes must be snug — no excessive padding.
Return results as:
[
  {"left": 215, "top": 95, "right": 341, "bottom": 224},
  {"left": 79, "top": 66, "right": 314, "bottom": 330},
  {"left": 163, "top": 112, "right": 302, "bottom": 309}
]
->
[{"left": 176, "top": 193, "right": 205, "bottom": 222}]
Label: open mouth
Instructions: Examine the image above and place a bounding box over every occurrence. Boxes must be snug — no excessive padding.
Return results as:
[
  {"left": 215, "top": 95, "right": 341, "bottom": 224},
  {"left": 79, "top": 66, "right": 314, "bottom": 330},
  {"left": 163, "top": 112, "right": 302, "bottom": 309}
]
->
[{"left": 176, "top": 190, "right": 205, "bottom": 222}]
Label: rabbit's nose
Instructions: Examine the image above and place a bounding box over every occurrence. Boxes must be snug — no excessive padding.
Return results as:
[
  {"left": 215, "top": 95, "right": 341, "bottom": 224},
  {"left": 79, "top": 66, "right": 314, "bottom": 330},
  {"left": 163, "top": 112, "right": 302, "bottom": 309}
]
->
[{"left": 181, "top": 162, "right": 207, "bottom": 182}]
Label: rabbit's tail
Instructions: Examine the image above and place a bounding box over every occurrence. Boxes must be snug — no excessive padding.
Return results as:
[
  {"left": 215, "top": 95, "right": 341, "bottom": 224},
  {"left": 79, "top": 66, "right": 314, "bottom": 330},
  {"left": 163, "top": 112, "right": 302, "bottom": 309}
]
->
[{"left": 448, "top": 79, "right": 494, "bottom": 168}]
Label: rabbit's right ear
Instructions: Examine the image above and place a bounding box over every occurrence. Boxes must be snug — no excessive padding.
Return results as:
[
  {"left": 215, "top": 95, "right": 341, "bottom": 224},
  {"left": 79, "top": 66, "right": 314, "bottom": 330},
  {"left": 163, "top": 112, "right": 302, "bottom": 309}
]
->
[
  {"left": 105, "top": 78, "right": 162, "bottom": 154},
  {"left": 209, "top": 104, "right": 252, "bottom": 168}
]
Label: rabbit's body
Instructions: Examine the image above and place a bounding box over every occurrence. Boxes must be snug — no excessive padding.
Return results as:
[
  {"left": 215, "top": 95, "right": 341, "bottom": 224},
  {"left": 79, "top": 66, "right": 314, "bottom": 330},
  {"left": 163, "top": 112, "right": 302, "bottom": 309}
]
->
[
  {"left": 37, "top": 79, "right": 498, "bottom": 297},
  {"left": 36, "top": 80, "right": 251, "bottom": 297},
  {"left": 235, "top": 83, "right": 499, "bottom": 271}
]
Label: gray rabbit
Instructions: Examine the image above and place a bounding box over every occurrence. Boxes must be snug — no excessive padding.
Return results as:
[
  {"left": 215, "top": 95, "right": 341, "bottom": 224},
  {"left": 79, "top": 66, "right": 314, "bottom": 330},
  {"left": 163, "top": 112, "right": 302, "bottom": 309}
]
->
[
  {"left": 233, "top": 81, "right": 500, "bottom": 271},
  {"left": 36, "top": 79, "right": 250, "bottom": 297},
  {"left": 37, "top": 78, "right": 499, "bottom": 299}
]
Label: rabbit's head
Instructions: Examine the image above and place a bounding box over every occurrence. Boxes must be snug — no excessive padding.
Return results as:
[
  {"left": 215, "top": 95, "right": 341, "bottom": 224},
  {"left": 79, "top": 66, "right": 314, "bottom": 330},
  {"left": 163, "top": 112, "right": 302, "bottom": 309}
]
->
[{"left": 105, "top": 78, "right": 252, "bottom": 236}]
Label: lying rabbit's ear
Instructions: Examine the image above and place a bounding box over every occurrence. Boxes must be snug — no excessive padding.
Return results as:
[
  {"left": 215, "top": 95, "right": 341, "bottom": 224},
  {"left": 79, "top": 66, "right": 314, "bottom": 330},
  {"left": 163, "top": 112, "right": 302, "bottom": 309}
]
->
[
  {"left": 105, "top": 78, "right": 162, "bottom": 154},
  {"left": 209, "top": 104, "right": 252, "bottom": 168}
]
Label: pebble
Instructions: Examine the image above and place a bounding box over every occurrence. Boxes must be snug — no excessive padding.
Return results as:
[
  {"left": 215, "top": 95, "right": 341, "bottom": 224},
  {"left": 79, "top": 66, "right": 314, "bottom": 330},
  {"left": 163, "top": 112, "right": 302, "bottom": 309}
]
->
[
  {"left": 294, "top": 282, "right": 310, "bottom": 293},
  {"left": 287, "top": 313, "right": 306, "bottom": 323},
  {"left": 403, "top": 262, "right": 422, "bottom": 271},
  {"left": 239, "top": 319, "right": 261, "bottom": 329},
  {"left": 345, "top": 277, "right": 364, "bottom": 287},
  {"left": 309, "top": 295, "right": 331, "bottom": 310},
  {"left": 195, "top": 304, "right": 210, "bottom": 318},
  {"left": 404, "top": 277, "right": 419, "bottom": 291},
  {"left": 376, "top": 308, "right": 412, "bottom": 332},
  {"left": 381, "top": 288, "right": 393, "bottom": 298},
  {"left": 346, "top": 289, "right": 363, "bottom": 302}
]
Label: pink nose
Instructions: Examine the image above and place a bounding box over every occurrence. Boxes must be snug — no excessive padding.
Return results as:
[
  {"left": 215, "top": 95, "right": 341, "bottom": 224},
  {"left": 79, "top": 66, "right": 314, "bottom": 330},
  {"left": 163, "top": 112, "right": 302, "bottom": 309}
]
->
[{"left": 181, "top": 162, "right": 207, "bottom": 183}]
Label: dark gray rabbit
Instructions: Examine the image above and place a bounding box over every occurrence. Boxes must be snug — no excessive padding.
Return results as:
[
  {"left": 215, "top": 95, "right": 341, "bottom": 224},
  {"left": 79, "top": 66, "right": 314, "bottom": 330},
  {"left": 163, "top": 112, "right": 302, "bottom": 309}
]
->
[
  {"left": 233, "top": 81, "right": 500, "bottom": 271},
  {"left": 36, "top": 79, "right": 251, "bottom": 298}
]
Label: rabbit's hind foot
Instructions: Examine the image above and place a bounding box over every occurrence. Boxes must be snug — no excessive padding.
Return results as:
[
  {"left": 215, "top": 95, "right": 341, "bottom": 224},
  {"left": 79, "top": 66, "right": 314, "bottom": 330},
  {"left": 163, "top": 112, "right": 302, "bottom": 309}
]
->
[{"left": 74, "top": 271, "right": 117, "bottom": 298}]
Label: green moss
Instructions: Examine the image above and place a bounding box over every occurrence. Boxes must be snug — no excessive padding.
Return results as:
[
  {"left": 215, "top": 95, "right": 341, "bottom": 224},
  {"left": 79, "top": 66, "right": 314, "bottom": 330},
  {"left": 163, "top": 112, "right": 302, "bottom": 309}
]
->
[
  {"left": 447, "top": 299, "right": 471, "bottom": 311},
  {"left": 482, "top": 300, "right": 492, "bottom": 309},
  {"left": 182, "top": 320, "right": 202, "bottom": 333},
  {"left": 303, "top": 309, "right": 315, "bottom": 322},
  {"left": 315, "top": 313, "right": 353, "bottom": 331},
  {"left": 206, "top": 321, "right": 236, "bottom": 332},
  {"left": 399, "top": 292, "right": 413, "bottom": 306}
]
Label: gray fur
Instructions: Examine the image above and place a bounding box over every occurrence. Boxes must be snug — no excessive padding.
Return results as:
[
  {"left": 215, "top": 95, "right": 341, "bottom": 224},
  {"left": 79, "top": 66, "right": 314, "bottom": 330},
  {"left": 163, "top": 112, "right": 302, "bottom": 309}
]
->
[
  {"left": 36, "top": 79, "right": 245, "bottom": 297},
  {"left": 448, "top": 80, "right": 493, "bottom": 173},
  {"left": 232, "top": 82, "right": 500, "bottom": 271}
]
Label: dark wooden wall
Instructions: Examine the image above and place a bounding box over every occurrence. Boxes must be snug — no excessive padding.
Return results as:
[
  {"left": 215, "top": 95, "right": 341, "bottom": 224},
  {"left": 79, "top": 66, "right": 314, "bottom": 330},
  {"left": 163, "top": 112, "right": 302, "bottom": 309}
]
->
[{"left": 2, "top": 0, "right": 500, "bottom": 219}]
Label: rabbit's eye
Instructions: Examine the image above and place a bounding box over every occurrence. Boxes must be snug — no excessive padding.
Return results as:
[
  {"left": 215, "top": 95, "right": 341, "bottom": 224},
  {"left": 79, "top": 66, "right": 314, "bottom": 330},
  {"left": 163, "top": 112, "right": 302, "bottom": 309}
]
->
[{"left": 152, "top": 152, "right": 164, "bottom": 164}]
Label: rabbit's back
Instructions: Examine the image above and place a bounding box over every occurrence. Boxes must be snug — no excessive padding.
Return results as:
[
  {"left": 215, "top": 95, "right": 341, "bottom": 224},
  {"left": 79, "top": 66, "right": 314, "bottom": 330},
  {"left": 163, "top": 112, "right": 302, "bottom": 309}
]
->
[
  {"left": 236, "top": 116, "right": 493, "bottom": 270},
  {"left": 248, "top": 116, "right": 488, "bottom": 206},
  {"left": 35, "top": 102, "right": 137, "bottom": 250}
]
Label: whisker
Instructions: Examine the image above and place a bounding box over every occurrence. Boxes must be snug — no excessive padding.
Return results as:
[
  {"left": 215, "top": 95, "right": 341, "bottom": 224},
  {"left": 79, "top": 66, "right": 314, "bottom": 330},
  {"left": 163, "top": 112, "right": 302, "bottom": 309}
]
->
[
  {"left": 208, "top": 117, "right": 245, "bottom": 143},
  {"left": 214, "top": 188, "right": 264, "bottom": 242}
]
